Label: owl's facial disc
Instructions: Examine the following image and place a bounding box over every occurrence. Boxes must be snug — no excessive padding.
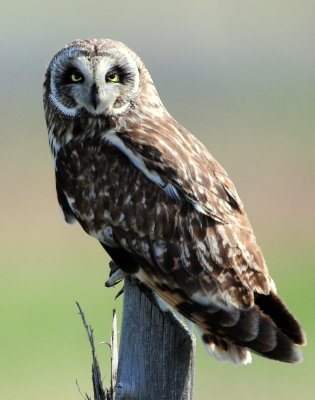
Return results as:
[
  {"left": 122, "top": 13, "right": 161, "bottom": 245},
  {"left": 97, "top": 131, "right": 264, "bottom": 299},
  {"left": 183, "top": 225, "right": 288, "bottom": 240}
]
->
[{"left": 49, "top": 47, "right": 140, "bottom": 117}]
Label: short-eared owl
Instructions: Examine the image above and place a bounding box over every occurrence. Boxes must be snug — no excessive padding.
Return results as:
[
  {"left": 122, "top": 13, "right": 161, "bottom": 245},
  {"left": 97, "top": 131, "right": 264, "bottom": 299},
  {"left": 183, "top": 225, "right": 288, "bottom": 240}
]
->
[{"left": 43, "top": 39, "right": 305, "bottom": 364}]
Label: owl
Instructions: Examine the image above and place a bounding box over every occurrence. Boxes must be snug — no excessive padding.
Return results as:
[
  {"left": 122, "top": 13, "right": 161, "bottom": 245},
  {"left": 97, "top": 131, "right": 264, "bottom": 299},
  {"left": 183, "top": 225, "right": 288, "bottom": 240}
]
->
[{"left": 43, "top": 39, "right": 305, "bottom": 364}]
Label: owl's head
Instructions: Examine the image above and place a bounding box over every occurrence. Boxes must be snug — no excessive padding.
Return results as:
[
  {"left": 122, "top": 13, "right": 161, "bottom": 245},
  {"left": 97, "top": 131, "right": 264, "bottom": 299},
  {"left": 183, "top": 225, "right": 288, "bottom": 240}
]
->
[{"left": 44, "top": 39, "right": 146, "bottom": 118}]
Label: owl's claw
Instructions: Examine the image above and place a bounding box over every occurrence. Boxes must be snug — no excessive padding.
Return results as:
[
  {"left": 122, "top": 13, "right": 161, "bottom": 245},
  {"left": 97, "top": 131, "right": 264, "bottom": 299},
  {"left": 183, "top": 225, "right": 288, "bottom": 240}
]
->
[
  {"left": 105, "top": 267, "right": 126, "bottom": 287},
  {"left": 115, "top": 287, "right": 125, "bottom": 300}
]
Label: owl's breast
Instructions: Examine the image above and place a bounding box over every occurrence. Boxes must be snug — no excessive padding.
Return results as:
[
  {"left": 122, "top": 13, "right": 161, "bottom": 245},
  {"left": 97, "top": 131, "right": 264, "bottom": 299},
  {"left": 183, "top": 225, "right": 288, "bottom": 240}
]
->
[{"left": 55, "top": 135, "right": 176, "bottom": 247}]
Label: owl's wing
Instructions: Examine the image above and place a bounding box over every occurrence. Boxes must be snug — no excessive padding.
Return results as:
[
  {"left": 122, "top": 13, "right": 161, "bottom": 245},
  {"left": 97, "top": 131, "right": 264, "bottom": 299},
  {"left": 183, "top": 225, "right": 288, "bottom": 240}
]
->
[
  {"left": 103, "top": 127, "right": 272, "bottom": 303},
  {"left": 105, "top": 126, "right": 244, "bottom": 224}
]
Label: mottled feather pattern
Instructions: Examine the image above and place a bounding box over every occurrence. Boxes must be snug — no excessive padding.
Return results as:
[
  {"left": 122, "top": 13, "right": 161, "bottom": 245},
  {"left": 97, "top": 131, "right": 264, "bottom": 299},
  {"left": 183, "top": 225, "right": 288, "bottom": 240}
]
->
[
  {"left": 44, "top": 39, "right": 305, "bottom": 364},
  {"left": 56, "top": 134, "right": 265, "bottom": 307},
  {"left": 117, "top": 123, "right": 243, "bottom": 222},
  {"left": 55, "top": 134, "right": 303, "bottom": 362}
]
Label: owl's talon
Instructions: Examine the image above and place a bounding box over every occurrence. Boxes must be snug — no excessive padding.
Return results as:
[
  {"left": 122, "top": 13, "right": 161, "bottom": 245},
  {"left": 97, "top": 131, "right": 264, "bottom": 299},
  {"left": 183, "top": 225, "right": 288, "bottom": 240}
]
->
[
  {"left": 115, "top": 287, "right": 125, "bottom": 300},
  {"left": 105, "top": 268, "right": 126, "bottom": 287}
]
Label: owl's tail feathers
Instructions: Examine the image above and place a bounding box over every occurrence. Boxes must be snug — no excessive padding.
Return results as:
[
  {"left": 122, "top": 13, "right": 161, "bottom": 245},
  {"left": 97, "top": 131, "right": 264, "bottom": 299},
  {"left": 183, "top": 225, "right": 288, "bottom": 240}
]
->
[
  {"left": 152, "top": 278, "right": 305, "bottom": 364},
  {"left": 254, "top": 291, "right": 306, "bottom": 346},
  {"left": 197, "top": 292, "right": 305, "bottom": 364},
  {"left": 196, "top": 326, "right": 252, "bottom": 365}
]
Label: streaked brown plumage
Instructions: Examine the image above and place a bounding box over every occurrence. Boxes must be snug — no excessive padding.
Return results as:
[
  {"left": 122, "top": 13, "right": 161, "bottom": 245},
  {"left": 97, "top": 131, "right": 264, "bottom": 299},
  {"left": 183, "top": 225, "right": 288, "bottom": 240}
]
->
[{"left": 43, "top": 39, "right": 305, "bottom": 364}]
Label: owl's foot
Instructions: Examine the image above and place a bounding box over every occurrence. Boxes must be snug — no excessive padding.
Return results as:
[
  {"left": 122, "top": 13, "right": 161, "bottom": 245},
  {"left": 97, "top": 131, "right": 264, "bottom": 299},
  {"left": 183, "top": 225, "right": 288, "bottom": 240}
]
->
[{"left": 105, "top": 265, "right": 126, "bottom": 287}]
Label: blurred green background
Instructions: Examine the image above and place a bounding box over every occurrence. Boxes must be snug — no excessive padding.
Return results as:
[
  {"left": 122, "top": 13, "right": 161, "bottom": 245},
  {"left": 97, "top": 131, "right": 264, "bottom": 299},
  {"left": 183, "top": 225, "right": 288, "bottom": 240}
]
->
[{"left": 0, "top": 1, "right": 314, "bottom": 399}]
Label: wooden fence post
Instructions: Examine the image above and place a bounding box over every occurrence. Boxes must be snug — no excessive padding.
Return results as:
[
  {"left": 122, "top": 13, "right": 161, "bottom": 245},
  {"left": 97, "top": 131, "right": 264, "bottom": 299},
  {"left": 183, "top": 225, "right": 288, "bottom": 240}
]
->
[
  {"left": 115, "top": 277, "right": 195, "bottom": 400},
  {"left": 78, "top": 274, "right": 195, "bottom": 399}
]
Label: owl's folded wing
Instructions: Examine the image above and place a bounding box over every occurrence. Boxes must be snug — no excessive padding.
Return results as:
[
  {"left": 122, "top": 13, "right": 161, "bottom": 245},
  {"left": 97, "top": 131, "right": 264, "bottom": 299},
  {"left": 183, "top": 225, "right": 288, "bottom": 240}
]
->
[{"left": 104, "top": 126, "right": 244, "bottom": 224}]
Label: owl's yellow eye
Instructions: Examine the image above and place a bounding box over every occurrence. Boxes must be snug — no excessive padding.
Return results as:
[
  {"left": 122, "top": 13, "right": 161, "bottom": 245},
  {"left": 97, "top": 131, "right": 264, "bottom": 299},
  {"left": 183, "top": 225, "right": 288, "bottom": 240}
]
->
[
  {"left": 106, "top": 73, "right": 120, "bottom": 83},
  {"left": 71, "top": 73, "right": 83, "bottom": 82}
]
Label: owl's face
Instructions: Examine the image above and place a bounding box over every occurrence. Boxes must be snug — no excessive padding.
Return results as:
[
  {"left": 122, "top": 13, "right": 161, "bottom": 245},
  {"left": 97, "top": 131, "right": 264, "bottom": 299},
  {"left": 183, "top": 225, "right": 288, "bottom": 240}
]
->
[{"left": 47, "top": 40, "right": 141, "bottom": 117}]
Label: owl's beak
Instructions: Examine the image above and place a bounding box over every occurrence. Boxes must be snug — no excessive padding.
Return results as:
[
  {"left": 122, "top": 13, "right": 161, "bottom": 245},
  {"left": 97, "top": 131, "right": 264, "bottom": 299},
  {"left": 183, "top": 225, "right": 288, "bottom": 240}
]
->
[{"left": 90, "top": 84, "right": 99, "bottom": 110}]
